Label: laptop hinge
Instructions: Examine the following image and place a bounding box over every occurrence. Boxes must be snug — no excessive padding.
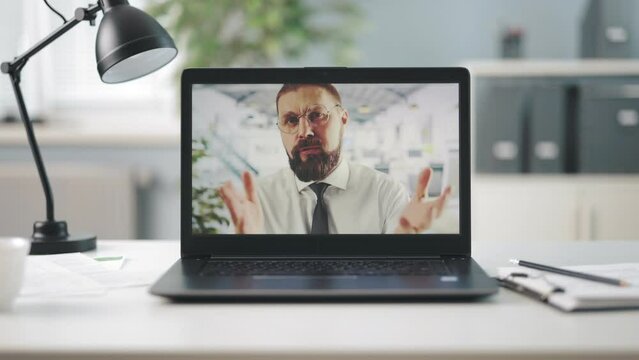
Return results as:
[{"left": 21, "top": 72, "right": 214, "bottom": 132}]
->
[
  {"left": 186, "top": 254, "right": 472, "bottom": 260},
  {"left": 201, "top": 255, "right": 448, "bottom": 260},
  {"left": 182, "top": 254, "right": 212, "bottom": 260}
]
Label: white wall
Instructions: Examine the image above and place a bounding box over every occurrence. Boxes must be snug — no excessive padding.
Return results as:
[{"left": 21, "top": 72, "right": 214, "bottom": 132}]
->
[
  {"left": 0, "top": 1, "right": 22, "bottom": 116},
  {"left": 289, "top": 0, "right": 589, "bottom": 67}
]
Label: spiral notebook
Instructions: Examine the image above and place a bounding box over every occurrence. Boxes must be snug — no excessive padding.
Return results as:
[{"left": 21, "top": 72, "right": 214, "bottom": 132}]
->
[{"left": 498, "top": 263, "right": 639, "bottom": 311}]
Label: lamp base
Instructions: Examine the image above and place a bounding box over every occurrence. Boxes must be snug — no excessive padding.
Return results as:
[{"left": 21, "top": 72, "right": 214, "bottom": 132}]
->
[
  {"left": 29, "top": 220, "right": 97, "bottom": 255},
  {"left": 30, "top": 236, "right": 97, "bottom": 255}
]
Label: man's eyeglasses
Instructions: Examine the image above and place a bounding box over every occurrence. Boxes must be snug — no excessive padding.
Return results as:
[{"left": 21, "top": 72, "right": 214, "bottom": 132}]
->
[{"left": 277, "top": 104, "right": 342, "bottom": 134}]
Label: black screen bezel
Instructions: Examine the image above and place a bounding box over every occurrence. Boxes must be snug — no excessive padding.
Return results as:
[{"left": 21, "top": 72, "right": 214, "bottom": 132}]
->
[{"left": 182, "top": 67, "right": 471, "bottom": 258}]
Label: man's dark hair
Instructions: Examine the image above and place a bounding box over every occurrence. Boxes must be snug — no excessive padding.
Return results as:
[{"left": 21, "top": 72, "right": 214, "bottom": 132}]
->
[{"left": 276, "top": 84, "right": 342, "bottom": 113}]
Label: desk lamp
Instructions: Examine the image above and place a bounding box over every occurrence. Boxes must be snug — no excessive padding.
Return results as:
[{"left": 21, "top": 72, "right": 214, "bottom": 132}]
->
[{"left": 1, "top": 0, "right": 177, "bottom": 255}]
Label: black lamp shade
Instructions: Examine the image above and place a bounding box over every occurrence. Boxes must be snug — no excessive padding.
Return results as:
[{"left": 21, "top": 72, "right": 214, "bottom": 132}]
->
[{"left": 96, "top": 3, "right": 177, "bottom": 84}]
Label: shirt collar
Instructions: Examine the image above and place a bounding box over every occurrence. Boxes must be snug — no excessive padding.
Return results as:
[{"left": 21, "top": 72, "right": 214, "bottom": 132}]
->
[{"left": 293, "top": 158, "right": 350, "bottom": 192}]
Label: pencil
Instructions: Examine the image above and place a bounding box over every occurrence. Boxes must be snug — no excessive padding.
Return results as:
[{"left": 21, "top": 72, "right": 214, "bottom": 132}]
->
[{"left": 510, "top": 259, "right": 631, "bottom": 287}]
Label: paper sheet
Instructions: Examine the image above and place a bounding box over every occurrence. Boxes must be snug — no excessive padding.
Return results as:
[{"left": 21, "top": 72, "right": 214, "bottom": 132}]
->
[
  {"left": 21, "top": 255, "right": 106, "bottom": 297},
  {"left": 20, "top": 253, "right": 153, "bottom": 298}
]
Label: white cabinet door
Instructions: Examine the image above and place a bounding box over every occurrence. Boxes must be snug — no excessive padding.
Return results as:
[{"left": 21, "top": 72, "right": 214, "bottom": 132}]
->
[
  {"left": 579, "top": 180, "right": 639, "bottom": 240},
  {"left": 0, "top": 163, "right": 137, "bottom": 239},
  {"left": 473, "top": 175, "right": 639, "bottom": 242},
  {"left": 472, "top": 176, "right": 579, "bottom": 242}
]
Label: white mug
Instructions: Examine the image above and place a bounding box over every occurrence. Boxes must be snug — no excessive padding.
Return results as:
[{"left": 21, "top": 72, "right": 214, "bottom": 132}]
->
[{"left": 0, "top": 237, "right": 30, "bottom": 311}]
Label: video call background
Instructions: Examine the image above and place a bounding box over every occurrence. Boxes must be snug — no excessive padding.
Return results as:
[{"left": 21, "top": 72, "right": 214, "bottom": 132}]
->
[{"left": 192, "top": 83, "right": 460, "bottom": 234}]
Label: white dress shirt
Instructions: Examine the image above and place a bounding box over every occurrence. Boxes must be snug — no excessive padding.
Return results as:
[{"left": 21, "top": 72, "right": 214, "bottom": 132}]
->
[{"left": 257, "top": 160, "right": 409, "bottom": 234}]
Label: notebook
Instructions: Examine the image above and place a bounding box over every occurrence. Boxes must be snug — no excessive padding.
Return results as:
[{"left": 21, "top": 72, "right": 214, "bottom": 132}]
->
[{"left": 498, "top": 263, "right": 639, "bottom": 311}]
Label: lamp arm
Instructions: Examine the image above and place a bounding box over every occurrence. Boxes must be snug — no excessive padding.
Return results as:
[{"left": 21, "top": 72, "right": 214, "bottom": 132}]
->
[
  {"left": 7, "top": 71, "right": 56, "bottom": 221},
  {"left": 3, "top": 4, "right": 101, "bottom": 74},
  {"left": 0, "top": 4, "right": 102, "bottom": 222}
]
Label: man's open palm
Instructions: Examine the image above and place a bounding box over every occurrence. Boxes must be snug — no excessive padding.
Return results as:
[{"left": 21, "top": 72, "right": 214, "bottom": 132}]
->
[
  {"left": 219, "top": 171, "right": 264, "bottom": 234},
  {"left": 395, "top": 168, "right": 452, "bottom": 234}
]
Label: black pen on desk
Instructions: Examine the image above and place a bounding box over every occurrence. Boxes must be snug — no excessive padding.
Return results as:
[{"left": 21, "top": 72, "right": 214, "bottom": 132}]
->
[{"left": 510, "top": 259, "right": 631, "bottom": 287}]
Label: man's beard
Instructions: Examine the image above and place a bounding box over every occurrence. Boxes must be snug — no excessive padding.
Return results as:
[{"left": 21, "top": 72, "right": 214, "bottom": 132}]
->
[{"left": 288, "top": 137, "right": 341, "bottom": 182}]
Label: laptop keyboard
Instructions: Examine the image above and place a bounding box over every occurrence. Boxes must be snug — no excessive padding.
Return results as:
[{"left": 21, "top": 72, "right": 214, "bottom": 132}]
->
[{"left": 199, "top": 259, "right": 450, "bottom": 276}]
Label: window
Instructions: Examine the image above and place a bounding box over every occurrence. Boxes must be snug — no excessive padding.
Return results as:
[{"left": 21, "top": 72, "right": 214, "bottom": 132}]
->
[{"left": 19, "top": 0, "right": 179, "bottom": 125}]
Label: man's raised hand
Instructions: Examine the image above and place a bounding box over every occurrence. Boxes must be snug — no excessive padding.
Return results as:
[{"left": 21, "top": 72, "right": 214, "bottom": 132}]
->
[
  {"left": 395, "top": 168, "right": 452, "bottom": 234},
  {"left": 219, "top": 171, "right": 264, "bottom": 234}
]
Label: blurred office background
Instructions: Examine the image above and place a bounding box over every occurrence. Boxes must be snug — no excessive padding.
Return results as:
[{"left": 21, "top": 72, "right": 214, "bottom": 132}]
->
[{"left": 1, "top": 0, "right": 637, "bottom": 241}]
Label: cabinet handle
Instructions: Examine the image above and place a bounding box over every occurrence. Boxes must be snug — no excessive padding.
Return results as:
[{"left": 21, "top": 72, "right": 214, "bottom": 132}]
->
[
  {"left": 606, "top": 26, "right": 628, "bottom": 43},
  {"left": 577, "top": 200, "right": 595, "bottom": 241},
  {"left": 534, "top": 141, "right": 559, "bottom": 160},
  {"left": 590, "top": 206, "right": 597, "bottom": 241},
  {"left": 617, "top": 109, "right": 638, "bottom": 127},
  {"left": 492, "top": 141, "right": 518, "bottom": 160}
]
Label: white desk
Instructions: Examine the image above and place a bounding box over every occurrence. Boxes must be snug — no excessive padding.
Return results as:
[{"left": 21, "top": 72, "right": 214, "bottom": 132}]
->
[{"left": 2, "top": 240, "right": 639, "bottom": 360}]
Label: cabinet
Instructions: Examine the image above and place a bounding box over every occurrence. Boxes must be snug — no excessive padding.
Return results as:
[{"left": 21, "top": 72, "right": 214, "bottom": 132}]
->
[
  {"left": 472, "top": 175, "right": 639, "bottom": 241},
  {"left": 578, "top": 84, "right": 639, "bottom": 172},
  {"left": 0, "top": 163, "right": 137, "bottom": 239},
  {"left": 578, "top": 181, "right": 639, "bottom": 240},
  {"left": 468, "top": 60, "right": 639, "bottom": 174},
  {"left": 468, "top": 61, "right": 639, "bottom": 241}
]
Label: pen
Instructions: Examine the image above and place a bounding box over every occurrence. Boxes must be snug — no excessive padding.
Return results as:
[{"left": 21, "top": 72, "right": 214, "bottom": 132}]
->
[{"left": 510, "top": 259, "right": 631, "bottom": 287}]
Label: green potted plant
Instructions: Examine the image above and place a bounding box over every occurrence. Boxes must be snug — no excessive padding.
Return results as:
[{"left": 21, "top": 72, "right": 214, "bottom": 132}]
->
[
  {"left": 149, "top": 0, "right": 364, "bottom": 233},
  {"left": 146, "top": 0, "right": 364, "bottom": 68},
  {"left": 191, "top": 137, "right": 230, "bottom": 234}
]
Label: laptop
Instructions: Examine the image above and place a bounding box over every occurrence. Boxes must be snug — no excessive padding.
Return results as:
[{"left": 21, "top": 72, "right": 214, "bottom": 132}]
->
[{"left": 150, "top": 67, "right": 498, "bottom": 300}]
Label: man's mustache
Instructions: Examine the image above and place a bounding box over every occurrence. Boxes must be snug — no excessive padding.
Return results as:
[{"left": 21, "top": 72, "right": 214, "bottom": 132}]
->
[{"left": 292, "top": 138, "right": 323, "bottom": 157}]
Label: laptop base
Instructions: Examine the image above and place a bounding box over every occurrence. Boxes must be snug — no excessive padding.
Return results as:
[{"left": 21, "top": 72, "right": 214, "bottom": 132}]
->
[{"left": 150, "top": 257, "right": 498, "bottom": 301}]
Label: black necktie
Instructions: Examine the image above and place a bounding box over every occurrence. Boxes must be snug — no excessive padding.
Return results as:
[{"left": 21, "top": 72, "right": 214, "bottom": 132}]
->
[{"left": 310, "top": 182, "right": 329, "bottom": 234}]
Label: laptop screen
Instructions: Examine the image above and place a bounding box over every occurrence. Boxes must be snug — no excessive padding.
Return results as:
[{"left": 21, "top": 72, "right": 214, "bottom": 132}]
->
[{"left": 191, "top": 82, "right": 460, "bottom": 236}]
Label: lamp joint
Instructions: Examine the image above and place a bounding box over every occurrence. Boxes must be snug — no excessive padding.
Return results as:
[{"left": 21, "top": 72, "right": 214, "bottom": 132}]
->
[{"left": 74, "top": 7, "right": 97, "bottom": 23}]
